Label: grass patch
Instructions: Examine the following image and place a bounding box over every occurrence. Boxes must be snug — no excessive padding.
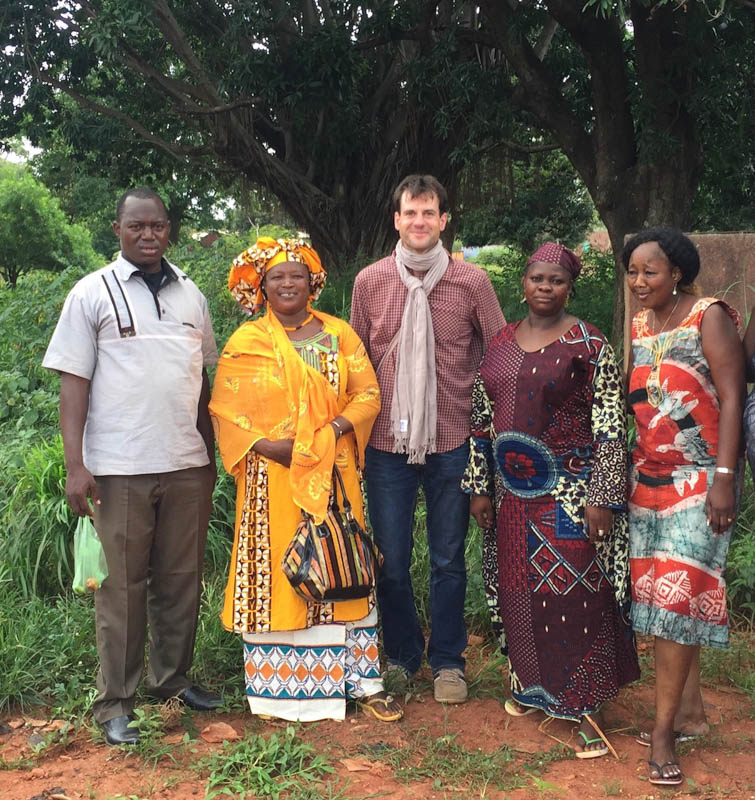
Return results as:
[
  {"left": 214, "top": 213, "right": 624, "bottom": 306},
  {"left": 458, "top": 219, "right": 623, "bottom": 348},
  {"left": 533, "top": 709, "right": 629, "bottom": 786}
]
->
[
  {"left": 195, "top": 725, "right": 334, "bottom": 800},
  {"left": 0, "top": 589, "right": 98, "bottom": 715},
  {"left": 700, "top": 631, "right": 755, "bottom": 704},
  {"left": 361, "top": 729, "right": 522, "bottom": 795}
]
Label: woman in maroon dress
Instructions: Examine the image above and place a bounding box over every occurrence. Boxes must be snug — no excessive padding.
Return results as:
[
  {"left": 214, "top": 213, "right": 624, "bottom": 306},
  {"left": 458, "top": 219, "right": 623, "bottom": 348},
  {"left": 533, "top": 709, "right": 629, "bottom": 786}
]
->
[{"left": 463, "top": 243, "right": 639, "bottom": 757}]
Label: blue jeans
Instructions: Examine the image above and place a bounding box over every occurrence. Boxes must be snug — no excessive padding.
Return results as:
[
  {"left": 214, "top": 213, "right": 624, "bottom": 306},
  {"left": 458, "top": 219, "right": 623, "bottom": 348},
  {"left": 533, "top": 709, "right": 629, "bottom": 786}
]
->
[{"left": 365, "top": 443, "right": 470, "bottom": 675}]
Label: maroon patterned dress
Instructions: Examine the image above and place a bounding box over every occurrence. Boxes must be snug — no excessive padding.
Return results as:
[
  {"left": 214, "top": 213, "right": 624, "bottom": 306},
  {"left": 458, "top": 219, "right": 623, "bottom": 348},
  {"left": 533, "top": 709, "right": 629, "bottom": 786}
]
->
[{"left": 462, "top": 320, "right": 639, "bottom": 719}]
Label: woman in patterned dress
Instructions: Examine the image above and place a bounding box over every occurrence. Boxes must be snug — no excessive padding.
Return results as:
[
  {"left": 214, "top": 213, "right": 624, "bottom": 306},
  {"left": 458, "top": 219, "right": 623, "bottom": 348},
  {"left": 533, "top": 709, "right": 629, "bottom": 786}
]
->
[
  {"left": 463, "top": 242, "right": 639, "bottom": 758},
  {"left": 624, "top": 229, "right": 744, "bottom": 786},
  {"left": 210, "top": 237, "right": 401, "bottom": 723}
]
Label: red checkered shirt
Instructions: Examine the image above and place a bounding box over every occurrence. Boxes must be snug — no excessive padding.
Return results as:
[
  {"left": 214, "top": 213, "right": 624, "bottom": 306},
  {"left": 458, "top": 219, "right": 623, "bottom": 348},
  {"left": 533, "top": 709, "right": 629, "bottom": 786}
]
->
[{"left": 350, "top": 253, "right": 505, "bottom": 453}]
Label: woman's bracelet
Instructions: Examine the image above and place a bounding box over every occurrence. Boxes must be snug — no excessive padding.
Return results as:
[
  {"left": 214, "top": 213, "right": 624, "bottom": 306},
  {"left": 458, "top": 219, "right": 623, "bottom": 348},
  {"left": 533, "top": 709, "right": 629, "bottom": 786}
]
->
[
  {"left": 714, "top": 466, "right": 736, "bottom": 475},
  {"left": 331, "top": 419, "right": 343, "bottom": 439}
]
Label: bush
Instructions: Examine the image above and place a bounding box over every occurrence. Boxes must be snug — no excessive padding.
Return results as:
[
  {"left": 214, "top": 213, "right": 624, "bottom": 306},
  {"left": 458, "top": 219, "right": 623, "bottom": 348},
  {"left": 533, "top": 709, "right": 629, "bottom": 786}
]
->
[{"left": 0, "top": 172, "right": 99, "bottom": 287}]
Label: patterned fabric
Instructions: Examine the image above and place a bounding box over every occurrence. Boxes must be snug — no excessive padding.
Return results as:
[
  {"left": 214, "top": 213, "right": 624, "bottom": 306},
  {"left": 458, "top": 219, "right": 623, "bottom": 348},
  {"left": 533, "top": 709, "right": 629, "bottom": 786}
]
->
[
  {"left": 350, "top": 254, "right": 505, "bottom": 453},
  {"left": 461, "top": 320, "right": 639, "bottom": 720},
  {"left": 210, "top": 308, "right": 379, "bottom": 523},
  {"left": 211, "top": 313, "right": 380, "bottom": 634},
  {"left": 527, "top": 241, "right": 582, "bottom": 279},
  {"left": 227, "top": 237, "right": 326, "bottom": 315},
  {"left": 215, "top": 320, "right": 385, "bottom": 721},
  {"left": 628, "top": 298, "right": 740, "bottom": 648},
  {"left": 744, "top": 354, "right": 755, "bottom": 475},
  {"left": 243, "top": 607, "right": 382, "bottom": 722}
]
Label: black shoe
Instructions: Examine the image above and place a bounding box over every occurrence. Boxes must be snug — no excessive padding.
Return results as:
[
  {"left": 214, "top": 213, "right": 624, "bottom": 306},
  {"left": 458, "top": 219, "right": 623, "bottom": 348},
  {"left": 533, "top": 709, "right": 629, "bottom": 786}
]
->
[
  {"left": 101, "top": 715, "right": 140, "bottom": 746},
  {"left": 176, "top": 685, "right": 223, "bottom": 712}
]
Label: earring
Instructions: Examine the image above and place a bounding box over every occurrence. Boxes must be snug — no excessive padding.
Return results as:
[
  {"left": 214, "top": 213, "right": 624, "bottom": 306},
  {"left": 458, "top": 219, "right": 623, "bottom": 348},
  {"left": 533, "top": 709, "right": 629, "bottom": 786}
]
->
[
  {"left": 673, "top": 282, "right": 678, "bottom": 296},
  {"left": 520, "top": 295, "right": 527, "bottom": 304},
  {"left": 565, "top": 296, "right": 570, "bottom": 308}
]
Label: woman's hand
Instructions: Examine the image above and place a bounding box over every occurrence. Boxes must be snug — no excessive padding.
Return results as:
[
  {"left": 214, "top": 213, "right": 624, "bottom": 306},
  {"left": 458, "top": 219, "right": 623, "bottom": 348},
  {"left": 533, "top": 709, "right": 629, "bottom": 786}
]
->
[
  {"left": 470, "top": 495, "right": 495, "bottom": 529},
  {"left": 253, "top": 438, "right": 294, "bottom": 468},
  {"left": 706, "top": 473, "right": 736, "bottom": 535},
  {"left": 584, "top": 505, "right": 613, "bottom": 544}
]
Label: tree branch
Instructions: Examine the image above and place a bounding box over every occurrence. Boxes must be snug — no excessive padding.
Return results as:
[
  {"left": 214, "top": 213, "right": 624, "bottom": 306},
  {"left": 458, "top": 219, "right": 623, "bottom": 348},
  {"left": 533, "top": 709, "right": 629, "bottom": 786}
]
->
[
  {"left": 479, "top": 0, "right": 596, "bottom": 189},
  {"left": 533, "top": 16, "right": 558, "bottom": 61},
  {"left": 496, "top": 139, "right": 561, "bottom": 156},
  {"left": 150, "top": 0, "right": 221, "bottom": 104},
  {"left": 33, "top": 73, "right": 204, "bottom": 162}
]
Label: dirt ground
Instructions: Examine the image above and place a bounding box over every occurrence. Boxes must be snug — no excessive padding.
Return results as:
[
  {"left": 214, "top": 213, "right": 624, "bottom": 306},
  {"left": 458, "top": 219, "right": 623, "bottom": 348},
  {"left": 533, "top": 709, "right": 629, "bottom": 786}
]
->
[{"left": 2, "top": 639, "right": 754, "bottom": 800}]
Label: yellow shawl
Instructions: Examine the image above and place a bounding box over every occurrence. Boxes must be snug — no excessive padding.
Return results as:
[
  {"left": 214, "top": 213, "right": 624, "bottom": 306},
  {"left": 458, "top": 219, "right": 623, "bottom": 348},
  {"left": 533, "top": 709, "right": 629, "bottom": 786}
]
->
[{"left": 210, "top": 307, "right": 380, "bottom": 522}]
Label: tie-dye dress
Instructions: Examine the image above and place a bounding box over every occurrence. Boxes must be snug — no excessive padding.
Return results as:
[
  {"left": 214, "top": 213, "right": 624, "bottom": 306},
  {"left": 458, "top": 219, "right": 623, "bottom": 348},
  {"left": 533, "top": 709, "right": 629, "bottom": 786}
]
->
[
  {"left": 462, "top": 320, "right": 639, "bottom": 720},
  {"left": 628, "top": 298, "right": 740, "bottom": 649}
]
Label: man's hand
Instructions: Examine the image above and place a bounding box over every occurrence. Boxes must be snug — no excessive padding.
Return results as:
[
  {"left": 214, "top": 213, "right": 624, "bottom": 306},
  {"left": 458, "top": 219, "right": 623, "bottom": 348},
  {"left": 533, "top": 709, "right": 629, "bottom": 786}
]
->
[
  {"left": 470, "top": 494, "right": 495, "bottom": 529},
  {"left": 66, "top": 464, "right": 100, "bottom": 517}
]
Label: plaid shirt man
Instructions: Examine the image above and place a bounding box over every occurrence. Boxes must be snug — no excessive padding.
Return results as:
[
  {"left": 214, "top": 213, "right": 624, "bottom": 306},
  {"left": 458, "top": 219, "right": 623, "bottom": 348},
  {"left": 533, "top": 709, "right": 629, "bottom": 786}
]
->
[{"left": 350, "top": 253, "right": 505, "bottom": 453}]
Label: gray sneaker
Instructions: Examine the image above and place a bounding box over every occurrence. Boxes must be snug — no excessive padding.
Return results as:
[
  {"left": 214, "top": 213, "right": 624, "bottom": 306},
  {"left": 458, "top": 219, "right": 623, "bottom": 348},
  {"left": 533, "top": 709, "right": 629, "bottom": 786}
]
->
[{"left": 433, "top": 668, "right": 468, "bottom": 704}]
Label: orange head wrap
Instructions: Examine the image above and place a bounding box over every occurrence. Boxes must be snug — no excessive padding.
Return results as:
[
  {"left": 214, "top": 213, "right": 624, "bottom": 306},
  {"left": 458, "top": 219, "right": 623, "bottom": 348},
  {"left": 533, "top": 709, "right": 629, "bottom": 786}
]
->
[{"left": 228, "top": 236, "right": 327, "bottom": 314}]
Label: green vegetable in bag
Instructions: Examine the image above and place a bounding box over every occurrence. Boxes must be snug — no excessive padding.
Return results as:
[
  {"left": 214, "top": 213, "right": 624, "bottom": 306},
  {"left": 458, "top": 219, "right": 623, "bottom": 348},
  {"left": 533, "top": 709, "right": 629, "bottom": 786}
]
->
[{"left": 73, "top": 516, "right": 108, "bottom": 594}]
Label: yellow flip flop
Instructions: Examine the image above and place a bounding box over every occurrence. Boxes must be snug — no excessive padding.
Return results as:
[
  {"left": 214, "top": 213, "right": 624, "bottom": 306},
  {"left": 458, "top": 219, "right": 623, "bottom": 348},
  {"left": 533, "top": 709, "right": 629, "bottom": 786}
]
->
[{"left": 355, "top": 693, "right": 403, "bottom": 722}]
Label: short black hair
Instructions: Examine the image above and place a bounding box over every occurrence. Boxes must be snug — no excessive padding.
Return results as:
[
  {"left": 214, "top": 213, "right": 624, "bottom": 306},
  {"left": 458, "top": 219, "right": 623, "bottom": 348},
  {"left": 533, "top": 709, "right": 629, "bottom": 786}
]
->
[
  {"left": 115, "top": 187, "right": 168, "bottom": 221},
  {"left": 622, "top": 228, "right": 700, "bottom": 285},
  {"left": 392, "top": 174, "right": 449, "bottom": 215}
]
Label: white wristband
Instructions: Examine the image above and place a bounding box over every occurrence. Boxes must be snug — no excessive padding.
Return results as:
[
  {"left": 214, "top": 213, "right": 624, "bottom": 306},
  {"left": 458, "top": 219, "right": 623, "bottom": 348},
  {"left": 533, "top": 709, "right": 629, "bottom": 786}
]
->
[{"left": 715, "top": 466, "right": 735, "bottom": 475}]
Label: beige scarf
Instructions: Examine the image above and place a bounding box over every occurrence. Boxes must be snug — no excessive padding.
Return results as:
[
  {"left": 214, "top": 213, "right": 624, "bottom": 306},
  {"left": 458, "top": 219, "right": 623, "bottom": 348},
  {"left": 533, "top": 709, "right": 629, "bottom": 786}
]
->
[{"left": 390, "top": 239, "right": 449, "bottom": 464}]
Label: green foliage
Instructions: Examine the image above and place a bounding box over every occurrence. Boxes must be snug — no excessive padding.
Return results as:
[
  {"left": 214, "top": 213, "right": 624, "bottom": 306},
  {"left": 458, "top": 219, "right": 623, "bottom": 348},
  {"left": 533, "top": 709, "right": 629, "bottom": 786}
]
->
[
  {"left": 700, "top": 630, "right": 755, "bottom": 703},
  {"left": 2, "top": 0, "right": 512, "bottom": 266},
  {"left": 457, "top": 151, "right": 596, "bottom": 252},
  {"left": 0, "top": 588, "right": 98, "bottom": 714},
  {"left": 727, "top": 475, "right": 755, "bottom": 625},
  {"left": 256, "top": 224, "right": 298, "bottom": 241},
  {"left": 196, "top": 726, "right": 333, "bottom": 800},
  {"left": 0, "top": 436, "right": 76, "bottom": 598},
  {"left": 125, "top": 706, "right": 183, "bottom": 766},
  {"left": 0, "top": 171, "right": 98, "bottom": 287}
]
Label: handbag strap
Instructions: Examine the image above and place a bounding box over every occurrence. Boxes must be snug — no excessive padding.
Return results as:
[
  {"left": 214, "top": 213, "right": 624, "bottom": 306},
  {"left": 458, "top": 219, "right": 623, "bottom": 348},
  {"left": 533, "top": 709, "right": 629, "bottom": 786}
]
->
[{"left": 331, "top": 464, "right": 353, "bottom": 517}]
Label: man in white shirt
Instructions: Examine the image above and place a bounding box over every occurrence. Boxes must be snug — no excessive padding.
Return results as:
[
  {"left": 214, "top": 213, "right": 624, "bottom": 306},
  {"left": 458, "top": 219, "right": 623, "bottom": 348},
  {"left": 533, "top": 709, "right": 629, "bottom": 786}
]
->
[{"left": 44, "top": 188, "right": 220, "bottom": 745}]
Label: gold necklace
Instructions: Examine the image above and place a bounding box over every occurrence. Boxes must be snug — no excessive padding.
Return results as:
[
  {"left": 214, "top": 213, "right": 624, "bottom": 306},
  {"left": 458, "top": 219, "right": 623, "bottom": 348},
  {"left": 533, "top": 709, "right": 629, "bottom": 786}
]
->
[
  {"left": 651, "top": 294, "right": 680, "bottom": 336},
  {"left": 645, "top": 295, "right": 681, "bottom": 408}
]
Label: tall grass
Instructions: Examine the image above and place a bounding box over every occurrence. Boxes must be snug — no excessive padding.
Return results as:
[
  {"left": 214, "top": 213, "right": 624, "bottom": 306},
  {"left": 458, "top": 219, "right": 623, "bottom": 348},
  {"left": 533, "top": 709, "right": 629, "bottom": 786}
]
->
[
  {"left": 0, "top": 589, "right": 98, "bottom": 715},
  {"left": 1, "top": 436, "right": 76, "bottom": 597}
]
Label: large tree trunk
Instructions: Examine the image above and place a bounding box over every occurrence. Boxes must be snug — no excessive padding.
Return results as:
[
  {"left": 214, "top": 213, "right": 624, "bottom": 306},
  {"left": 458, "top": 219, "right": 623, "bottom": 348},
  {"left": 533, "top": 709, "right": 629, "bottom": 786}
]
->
[{"left": 480, "top": 0, "right": 705, "bottom": 345}]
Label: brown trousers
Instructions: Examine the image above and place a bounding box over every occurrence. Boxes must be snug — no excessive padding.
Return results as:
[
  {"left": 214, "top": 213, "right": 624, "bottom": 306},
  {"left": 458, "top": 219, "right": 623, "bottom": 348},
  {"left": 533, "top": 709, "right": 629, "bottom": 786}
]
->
[{"left": 92, "top": 467, "right": 213, "bottom": 723}]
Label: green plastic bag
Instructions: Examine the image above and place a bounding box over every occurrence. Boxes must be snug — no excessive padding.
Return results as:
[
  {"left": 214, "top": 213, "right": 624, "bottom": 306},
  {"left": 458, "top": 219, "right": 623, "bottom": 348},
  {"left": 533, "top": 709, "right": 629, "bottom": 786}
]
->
[{"left": 72, "top": 516, "right": 108, "bottom": 594}]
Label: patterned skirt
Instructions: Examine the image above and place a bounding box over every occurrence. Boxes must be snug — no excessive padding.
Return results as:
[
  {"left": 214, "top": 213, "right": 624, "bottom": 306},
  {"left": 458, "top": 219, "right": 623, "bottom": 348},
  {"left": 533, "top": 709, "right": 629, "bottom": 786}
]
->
[
  {"left": 488, "top": 492, "right": 639, "bottom": 720},
  {"left": 242, "top": 607, "right": 383, "bottom": 721},
  {"left": 629, "top": 466, "right": 732, "bottom": 648}
]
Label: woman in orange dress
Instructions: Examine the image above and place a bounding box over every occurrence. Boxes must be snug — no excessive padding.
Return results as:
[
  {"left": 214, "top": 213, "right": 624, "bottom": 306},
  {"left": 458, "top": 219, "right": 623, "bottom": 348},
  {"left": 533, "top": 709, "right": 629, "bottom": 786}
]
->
[
  {"left": 210, "top": 237, "right": 400, "bottom": 723},
  {"left": 625, "top": 229, "right": 744, "bottom": 786}
]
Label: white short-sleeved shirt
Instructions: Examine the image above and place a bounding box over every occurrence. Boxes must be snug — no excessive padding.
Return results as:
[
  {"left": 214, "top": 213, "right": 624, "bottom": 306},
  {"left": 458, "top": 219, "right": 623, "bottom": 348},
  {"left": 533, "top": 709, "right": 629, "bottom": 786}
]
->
[{"left": 43, "top": 254, "right": 218, "bottom": 476}]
